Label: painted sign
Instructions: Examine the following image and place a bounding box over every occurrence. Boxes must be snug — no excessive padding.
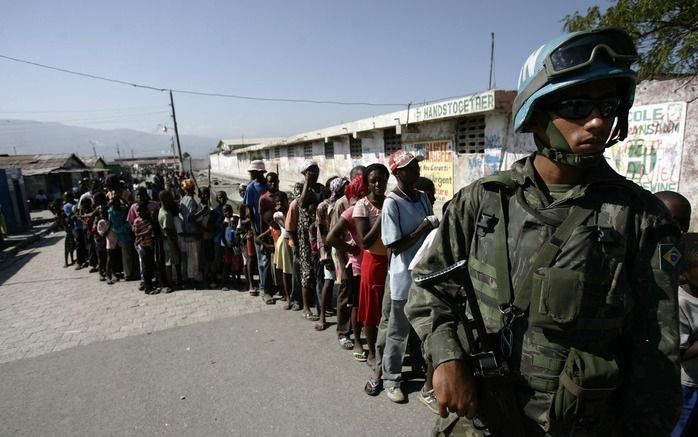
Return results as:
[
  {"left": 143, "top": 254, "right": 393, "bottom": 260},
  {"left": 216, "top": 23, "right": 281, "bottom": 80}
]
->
[
  {"left": 413, "top": 90, "right": 495, "bottom": 123},
  {"left": 605, "top": 101, "right": 687, "bottom": 192},
  {"left": 403, "top": 140, "right": 454, "bottom": 202}
]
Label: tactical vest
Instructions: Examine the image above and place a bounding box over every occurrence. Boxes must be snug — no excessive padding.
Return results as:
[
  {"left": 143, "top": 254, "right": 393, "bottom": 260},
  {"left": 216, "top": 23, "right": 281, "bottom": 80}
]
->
[{"left": 466, "top": 170, "right": 639, "bottom": 428}]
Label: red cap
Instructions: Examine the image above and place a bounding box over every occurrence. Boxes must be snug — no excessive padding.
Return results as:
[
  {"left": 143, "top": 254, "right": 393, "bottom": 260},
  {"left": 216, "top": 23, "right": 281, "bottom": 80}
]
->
[{"left": 387, "top": 149, "right": 422, "bottom": 173}]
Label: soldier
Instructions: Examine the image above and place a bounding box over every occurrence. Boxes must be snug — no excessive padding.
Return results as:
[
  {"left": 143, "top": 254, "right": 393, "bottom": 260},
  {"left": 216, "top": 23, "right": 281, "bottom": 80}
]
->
[{"left": 406, "top": 28, "right": 682, "bottom": 436}]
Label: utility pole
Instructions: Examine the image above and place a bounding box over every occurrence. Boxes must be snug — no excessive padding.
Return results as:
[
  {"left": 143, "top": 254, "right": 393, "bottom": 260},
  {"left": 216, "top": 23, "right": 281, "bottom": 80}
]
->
[
  {"left": 117, "top": 144, "right": 121, "bottom": 159},
  {"left": 131, "top": 148, "right": 134, "bottom": 159},
  {"left": 92, "top": 145, "right": 97, "bottom": 158},
  {"left": 13, "top": 146, "right": 17, "bottom": 155},
  {"left": 169, "top": 90, "right": 184, "bottom": 172},
  {"left": 488, "top": 32, "right": 495, "bottom": 90}
]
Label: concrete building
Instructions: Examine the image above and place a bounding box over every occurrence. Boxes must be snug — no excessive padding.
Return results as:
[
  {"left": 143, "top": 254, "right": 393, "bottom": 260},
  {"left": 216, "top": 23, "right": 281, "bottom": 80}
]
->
[
  {"left": 210, "top": 89, "right": 533, "bottom": 205},
  {"left": 211, "top": 79, "right": 698, "bottom": 228}
]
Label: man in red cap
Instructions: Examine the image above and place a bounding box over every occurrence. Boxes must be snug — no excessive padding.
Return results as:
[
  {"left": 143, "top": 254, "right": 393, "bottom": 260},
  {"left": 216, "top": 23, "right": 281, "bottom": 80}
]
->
[{"left": 379, "top": 149, "right": 439, "bottom": 403}]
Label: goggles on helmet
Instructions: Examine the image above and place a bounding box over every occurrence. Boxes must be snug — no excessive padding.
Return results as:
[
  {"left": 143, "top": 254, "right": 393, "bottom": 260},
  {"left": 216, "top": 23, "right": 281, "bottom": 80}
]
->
[
  {"left": 543, "top": 28, "right": 638, "bottom": 78},
  {"left": 544, "top": 96, "right": 621, "bottom": 120}
]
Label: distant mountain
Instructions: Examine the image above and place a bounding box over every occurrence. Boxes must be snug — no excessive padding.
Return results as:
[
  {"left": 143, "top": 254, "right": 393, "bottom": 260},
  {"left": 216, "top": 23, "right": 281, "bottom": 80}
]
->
[{"left": 0, "top": 120, "right": 217, "bottom": 159}]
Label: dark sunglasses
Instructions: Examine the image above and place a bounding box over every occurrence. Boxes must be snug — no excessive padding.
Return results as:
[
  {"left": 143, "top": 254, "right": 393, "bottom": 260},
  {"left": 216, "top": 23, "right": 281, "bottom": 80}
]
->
[{"left": 545, "top": 96, "right": 621, "bottom": 120}]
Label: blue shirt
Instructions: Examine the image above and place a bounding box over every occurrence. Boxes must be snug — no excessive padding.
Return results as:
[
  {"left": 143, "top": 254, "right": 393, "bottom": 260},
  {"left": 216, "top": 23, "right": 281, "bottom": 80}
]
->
[
  {"left": 243, "top": 180, "right": 267, "bottom": 234},
  {"left": 108, "top": 208, "right": 132, "bottom": 245},
  {"left": 213, "top": 205, "right": 225, "bottom": 244},
  {"left": 223, "top": 227, "right": 236, "bottom": 248},
  {"left": 381, "top": 190, "right": 432, "bottom": 301}
]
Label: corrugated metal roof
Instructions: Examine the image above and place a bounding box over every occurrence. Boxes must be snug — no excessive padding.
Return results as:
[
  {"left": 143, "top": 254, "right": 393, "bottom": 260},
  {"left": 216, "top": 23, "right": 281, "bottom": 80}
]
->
[
  {"left": 80, "top": 156, "right": 108, "bottom": 168},
  {"left": 0, "top": 153, "right": 88, "bottom": 176}
]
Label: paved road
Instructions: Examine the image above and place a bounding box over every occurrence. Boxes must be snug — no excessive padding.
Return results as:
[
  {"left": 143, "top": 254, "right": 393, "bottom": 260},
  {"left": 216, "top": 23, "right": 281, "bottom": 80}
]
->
[{"left": 0, "top": 231, "right": 435, "bottom": 436}]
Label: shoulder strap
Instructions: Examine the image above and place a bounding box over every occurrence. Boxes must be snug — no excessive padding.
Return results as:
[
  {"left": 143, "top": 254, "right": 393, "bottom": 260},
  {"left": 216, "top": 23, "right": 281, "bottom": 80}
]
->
[
  {"left": 512, "top": 204, "right": 595, "bottom": 311},
  {"left": 480, "top": 170, "right": 517, "bottom": 191},
  {"left": 475, "top": 174, "right": 516, "bottom": 305}
]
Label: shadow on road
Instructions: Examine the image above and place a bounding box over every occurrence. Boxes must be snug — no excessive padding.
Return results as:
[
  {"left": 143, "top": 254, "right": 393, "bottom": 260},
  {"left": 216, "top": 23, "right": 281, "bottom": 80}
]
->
[{"left": 0, "top": 235, "right": 62, "bottom": 286}]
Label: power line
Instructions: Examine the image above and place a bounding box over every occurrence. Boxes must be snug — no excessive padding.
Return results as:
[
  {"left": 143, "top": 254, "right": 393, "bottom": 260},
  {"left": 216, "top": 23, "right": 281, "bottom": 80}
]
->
[
  {"left": 0, "top": 105, "right": 166, "bottom": 114},
  {"left": 0, "top": 111, "right": 170, "bottom": 131},
  {"left": 0, "top": 53, "right": 407, "bottom": 108}
]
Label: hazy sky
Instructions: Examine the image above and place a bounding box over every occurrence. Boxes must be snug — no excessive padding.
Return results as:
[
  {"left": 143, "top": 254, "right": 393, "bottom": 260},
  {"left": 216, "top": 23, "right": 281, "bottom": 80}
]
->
[{"left": 1, "top": 0, "right": 606, "bottom": 143}]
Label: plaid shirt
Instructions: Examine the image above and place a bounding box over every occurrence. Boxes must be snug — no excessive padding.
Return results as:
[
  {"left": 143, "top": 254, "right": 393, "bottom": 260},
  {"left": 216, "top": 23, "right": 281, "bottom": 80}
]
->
[{"left": 132, "top": 217, "right": 153, "bottom": 247}]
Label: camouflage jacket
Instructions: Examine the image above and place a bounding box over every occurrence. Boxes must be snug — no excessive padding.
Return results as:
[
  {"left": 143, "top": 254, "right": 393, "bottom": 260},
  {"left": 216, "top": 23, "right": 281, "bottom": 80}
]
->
[{"left": 405, "top": 154, "right": 681, "bottom": 436}]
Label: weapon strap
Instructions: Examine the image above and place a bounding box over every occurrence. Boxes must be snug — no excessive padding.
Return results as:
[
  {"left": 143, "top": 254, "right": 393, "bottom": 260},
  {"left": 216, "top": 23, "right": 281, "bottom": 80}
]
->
[{"left": 493, "top": 188, "right": 514, "bottom": 304}]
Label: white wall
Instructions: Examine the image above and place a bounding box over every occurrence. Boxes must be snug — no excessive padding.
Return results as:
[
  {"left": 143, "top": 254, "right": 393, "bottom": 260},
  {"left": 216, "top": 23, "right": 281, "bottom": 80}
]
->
[
  {"left": 211, "top": 113, "right": 536, "bottom": 203},
  {"left": 211, "top": 77, "right": 697, "bottom": 228}
]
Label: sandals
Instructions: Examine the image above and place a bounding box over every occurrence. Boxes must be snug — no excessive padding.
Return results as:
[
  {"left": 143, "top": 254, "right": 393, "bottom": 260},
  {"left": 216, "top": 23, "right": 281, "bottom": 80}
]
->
[
  {"left": 353, "top": 351, "right": 368, "bottom": 362},
  {"left": 302, "top": 312, "right": 320, "bottom": 321},
  {"left": 314, "top": 322, "right": 326, "bottom": 331},
  {"left": 249, "top": 289, "right": 260, "bottom": 297},
  {"left": 263, "top": 295, "right": 275, "bottom": 305},
  {"left": 364, "top": 376, "right": 382, "bottom": 396},
  {"left": 338, "top": 337, "right": 354, "bottom": 350}
]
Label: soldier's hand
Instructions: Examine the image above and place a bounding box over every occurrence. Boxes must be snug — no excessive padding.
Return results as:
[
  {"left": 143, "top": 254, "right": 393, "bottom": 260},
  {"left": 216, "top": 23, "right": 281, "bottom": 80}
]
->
[{"left": 433, "top": 359, "right": 478, "bottom": 419}]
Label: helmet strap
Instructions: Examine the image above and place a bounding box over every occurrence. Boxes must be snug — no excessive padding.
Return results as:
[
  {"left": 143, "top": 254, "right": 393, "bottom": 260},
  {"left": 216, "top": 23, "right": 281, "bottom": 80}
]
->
[{"left": 533, "top": 110, "right": 604, "bottom": 168}]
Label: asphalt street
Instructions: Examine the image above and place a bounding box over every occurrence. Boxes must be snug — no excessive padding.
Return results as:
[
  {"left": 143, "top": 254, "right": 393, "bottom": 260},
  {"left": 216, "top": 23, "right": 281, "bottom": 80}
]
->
[{"left": 0, "top": 228, "right": 435, "bottom": 437}]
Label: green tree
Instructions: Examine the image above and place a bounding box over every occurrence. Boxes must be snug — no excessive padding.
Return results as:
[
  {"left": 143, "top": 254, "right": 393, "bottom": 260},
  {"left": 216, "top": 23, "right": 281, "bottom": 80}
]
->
[{"left": 562, "top": 0, "right": 698, "bottom": 80}]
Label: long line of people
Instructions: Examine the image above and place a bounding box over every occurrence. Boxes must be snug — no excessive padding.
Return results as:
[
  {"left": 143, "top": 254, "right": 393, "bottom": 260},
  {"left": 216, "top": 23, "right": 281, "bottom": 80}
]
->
[{"left": 52, "top": 151, "right": 444, "bottom": 412}]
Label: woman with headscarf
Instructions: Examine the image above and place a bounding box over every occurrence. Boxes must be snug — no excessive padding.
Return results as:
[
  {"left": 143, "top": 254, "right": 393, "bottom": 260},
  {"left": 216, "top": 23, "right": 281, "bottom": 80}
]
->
[
  {"left": 179, "top": 179, "right": 202, "bottom": 288},
  {"left": 313, "top": 176, "right": 349, "bottom": 331},
  {"left": 327, "top": 175, "right": 369, "bottom": 358}
]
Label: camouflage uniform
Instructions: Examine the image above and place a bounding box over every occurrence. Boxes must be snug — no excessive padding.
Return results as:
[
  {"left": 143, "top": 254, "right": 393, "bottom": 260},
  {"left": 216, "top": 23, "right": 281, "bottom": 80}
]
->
[{"left": 405, "top": 155, "right": 681, "bottom": 436}]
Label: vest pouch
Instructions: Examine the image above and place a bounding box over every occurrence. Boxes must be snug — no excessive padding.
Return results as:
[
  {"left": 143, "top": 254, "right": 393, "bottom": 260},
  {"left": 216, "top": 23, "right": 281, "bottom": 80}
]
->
[
  {"left": 552, "top": 348, "right": 620, "bottom": 426},
  {"left": 529, "top": 267, "right": 583, "bottom": 330}
]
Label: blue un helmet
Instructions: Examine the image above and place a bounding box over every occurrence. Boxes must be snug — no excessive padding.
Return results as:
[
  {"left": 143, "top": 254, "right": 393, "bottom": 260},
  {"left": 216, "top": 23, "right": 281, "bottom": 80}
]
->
[{"left": 512, "top": 28, "right": 638, "bottom": 167}]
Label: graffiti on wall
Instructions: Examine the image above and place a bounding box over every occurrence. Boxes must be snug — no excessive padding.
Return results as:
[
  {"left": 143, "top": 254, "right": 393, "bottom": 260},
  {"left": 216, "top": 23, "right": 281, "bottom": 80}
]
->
[
  {"left": 605, "top": 101, "right": 687, "bottom": 192},
  {"left": 403, "top": 140, "right": 454, "bottom": 202},
  {"left": 484, "top": 133, "right": 503, "bottom": 176}
]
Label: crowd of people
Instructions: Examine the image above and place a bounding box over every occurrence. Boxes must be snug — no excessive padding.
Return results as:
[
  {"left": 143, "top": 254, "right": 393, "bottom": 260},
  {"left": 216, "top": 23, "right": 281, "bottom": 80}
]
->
[
  {"left": 45, "top": 26, "right": 698, "bottom": 436},
  {"left": 51, "top": 152, "right": 444, "bottom": 412},
  {"left": 50, "top": 148, "right": 698, "bottom": 433}
]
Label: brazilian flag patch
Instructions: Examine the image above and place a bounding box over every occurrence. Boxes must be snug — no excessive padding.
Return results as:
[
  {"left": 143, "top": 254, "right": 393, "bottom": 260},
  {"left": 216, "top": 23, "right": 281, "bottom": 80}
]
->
[{"left": 659, "top": 244, "right": 682, "bottom": 271}]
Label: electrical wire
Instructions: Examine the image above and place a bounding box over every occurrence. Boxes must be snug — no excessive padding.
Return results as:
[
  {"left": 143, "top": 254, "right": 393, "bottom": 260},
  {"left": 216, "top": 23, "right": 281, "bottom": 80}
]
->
[
  {"left": 0, "top": 53, "right": 407, "bottom": 107},
  {"left": 0, "top": 111, "right": 170, "bottom": 133},
  {"left": 0, "top": 105, "right": 166, "bottom": 114}
]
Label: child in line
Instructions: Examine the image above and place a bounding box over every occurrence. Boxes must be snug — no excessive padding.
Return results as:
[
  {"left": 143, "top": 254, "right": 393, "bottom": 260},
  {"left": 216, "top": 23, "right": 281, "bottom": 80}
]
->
[
  {"left": 132, "top": 203, "right": 157, "bottom": 294},
  {"left": 274, "top": 191, "right": 293, "bottom": 310},
  {"left": 221, "top": 206, "right": 242, "bottom": 291},
  {"left": 239, "top": 220, "right": 257, "bottom": 295},
  {"left": 54, "top": 198, "right": 75, "bottom": 267},
  {"left": 93, "top": 206, "right": 108, "bottom": 281},
  {"left": 96, "top": 206, "right": 118, "bottom": 284},
  {"left": 254, "top": 210, "right": 277, "bottom": 305}
]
